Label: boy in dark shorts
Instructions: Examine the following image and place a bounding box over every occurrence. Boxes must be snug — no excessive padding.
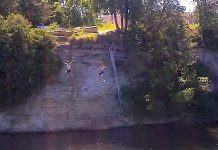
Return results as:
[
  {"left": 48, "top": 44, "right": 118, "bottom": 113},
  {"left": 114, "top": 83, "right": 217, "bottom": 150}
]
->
[
  {"left": 96, "top": 64, "right": 107, "bottom": 84},
  {"left": 65, "top": 61, "right": 73, "bottom": 78}
]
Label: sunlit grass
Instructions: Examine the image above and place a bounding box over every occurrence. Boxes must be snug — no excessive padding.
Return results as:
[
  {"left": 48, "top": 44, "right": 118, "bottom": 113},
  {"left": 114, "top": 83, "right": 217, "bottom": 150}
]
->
[
  {"left": 71, "top": 32, "right": 98, "bottom": 41},
  {"left": 68, "top": 23, "right": 117, "bottom": 41},
  {"left": 98, "top": 23, "right": 116, "bottom": 32},
  {"left": 188, "top": 24, "right": 200, "bottom": 30}
]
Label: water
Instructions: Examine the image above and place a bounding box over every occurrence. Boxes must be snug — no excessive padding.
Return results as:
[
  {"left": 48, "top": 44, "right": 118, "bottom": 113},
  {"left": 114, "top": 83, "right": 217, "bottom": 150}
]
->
[{"left": 0, "top": 123, "right": 217, "bottom": 150}]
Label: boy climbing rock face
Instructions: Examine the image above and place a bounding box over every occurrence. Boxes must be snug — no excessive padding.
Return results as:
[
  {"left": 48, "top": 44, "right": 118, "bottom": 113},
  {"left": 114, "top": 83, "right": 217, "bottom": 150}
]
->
[
  {"left": 96, "top": 64, "right": 107, "bottom": 84},
  {"left": 65, "top": 61, "right": 73, "bottom": 78}
]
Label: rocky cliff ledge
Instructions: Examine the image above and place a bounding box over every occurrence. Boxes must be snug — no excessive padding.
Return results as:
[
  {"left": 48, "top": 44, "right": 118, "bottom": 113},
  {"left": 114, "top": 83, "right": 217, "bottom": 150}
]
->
[{"left": 0, "top": 36, "right": 140, "bottom": 132}]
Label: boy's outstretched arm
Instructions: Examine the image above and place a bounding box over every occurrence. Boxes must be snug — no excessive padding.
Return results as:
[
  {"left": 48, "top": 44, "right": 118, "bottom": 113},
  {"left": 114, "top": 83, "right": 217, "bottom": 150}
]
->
[{"left": 71, "top": 57, "right": 74, "bottom": 63}]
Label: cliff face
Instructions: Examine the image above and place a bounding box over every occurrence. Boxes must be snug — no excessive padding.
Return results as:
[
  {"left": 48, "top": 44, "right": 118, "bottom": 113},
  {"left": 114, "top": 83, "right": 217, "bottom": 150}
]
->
[{"left": 0, "top": 38, "right": 133, "bottom": 132}]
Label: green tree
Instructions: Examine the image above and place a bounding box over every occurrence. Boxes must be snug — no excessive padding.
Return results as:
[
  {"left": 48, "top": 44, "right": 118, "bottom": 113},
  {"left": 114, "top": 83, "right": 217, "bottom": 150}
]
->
[
  {"left": 0, "top": 14, "right": 60, "bottom": 108},
  {"left": 0, "top": 0, "right": 18, "bottom": 16},
  {"left": 123, "top": 0, "right": 199, "bottom": 118},
  {"left": 17, "top": 0, "right": 52, "bottom": 26},
  {"left": 195, "top": 0, "right": 218, "bottom": 49}
]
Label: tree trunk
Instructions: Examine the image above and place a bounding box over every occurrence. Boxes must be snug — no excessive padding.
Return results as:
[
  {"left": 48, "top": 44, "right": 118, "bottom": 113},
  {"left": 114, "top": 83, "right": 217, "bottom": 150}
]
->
[
  {"left": 124, "top": 0, "right": 129, "bottom": 32},
  {"left": 121, "top": 13, "right": 124, "bottom": 29},
  {"left": 111, "top": 14, "right": 113, "bottom": 23},
  {"left": 113, "top": 11, "right": 120, "bottom": 29},
  {"left": 131, "top": 17, "right": 135, "bottom": 31}
]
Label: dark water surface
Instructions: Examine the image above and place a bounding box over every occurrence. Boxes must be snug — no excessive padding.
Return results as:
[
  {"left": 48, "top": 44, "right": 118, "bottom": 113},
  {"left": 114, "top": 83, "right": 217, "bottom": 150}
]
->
[{"left": 0, "top": 123, "right": 218, "bottom": 150}]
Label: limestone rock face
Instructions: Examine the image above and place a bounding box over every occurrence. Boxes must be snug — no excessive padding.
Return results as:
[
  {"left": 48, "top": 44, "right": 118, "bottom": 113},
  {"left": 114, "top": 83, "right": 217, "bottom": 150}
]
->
[{"left": 0, "top": 41, "right": 132, "bottom": 132}]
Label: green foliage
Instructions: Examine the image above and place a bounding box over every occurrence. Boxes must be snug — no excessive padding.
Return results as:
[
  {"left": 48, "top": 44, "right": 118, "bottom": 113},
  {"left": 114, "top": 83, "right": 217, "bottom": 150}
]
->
[
  {"left": 51, "top": 0, "right": 101, "bottom": 27},
  {"left": 47, "top": 22, "right": 59, "bottom": 31},
  {"left": 0, "top": 0, "right": 18, "bottom": 16},
  {"left": 192, "top": 61, "right": 218, "bottom": 119},
  {"left": 17, "top": 0, "right": 52, "bottom": 26},
  {"left": 0, "top": 14, "right": 61, "bottom": 108},
  {"left": 121, "top": 0, "right": 218, "bottom": 121},
  {"left": 49, "top": 2, "right": 66, "bottom": 26},
  {"left": 194, "top": 91, "right": 218, "bottom": 119},
  {"left": 196, "top": 0, "right": 218, "bottom": 49},
  {"left": 146, "top": 20, "right": 197, "bottom": 115},
  {"left": 122, "top": 83, "right": 151, "bottom": 118},
  {"left": 197, "top": 77, "right": 211, "bottom": 92},
  {"left": 186, "top": 25, "right": 202, "bottom": 48},
  {"left": 71, "top": 32, "right": 98, "bottom": 41},
  {"left": 173, "top": 88, "right": 195, "bottom": 103},
  {"left": 195, "top": 61, "right": 210, "bottom": 76}
]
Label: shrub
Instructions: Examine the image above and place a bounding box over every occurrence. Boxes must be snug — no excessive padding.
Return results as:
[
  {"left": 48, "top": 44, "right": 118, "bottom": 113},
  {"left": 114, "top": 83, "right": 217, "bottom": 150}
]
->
[
  {"left": 121, "top": 83, "right": 151, "bottom": 118},
  {"left": 47, "top": 22, "right": 59, "bottom": 31},
  {"left": 173, "top": 88, "right": 195, "bottom": 103},
  {"left": 194, "top": 91, "right": 218, "bottom": 119},
  {"left": 0, "top": 14, "right": 61, "bottom": 108},
  {"left": 202, "top": 29, "right": 218, "bottom": 50}
]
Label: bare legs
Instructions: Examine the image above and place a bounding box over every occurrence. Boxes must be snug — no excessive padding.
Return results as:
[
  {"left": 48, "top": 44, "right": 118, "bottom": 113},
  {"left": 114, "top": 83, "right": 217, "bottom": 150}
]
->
[
  {"left": 65, "top": 70, "right": 73, "bottom": 78},
  {"left": 96, "top": 74, "right": 106, "bottom": 84}
]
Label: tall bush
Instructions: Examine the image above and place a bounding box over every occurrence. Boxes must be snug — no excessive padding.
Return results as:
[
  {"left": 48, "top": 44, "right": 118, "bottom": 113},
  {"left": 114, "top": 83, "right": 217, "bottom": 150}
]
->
[{"left": 0, "top": 14, "right": 61, "bottom": 108}]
